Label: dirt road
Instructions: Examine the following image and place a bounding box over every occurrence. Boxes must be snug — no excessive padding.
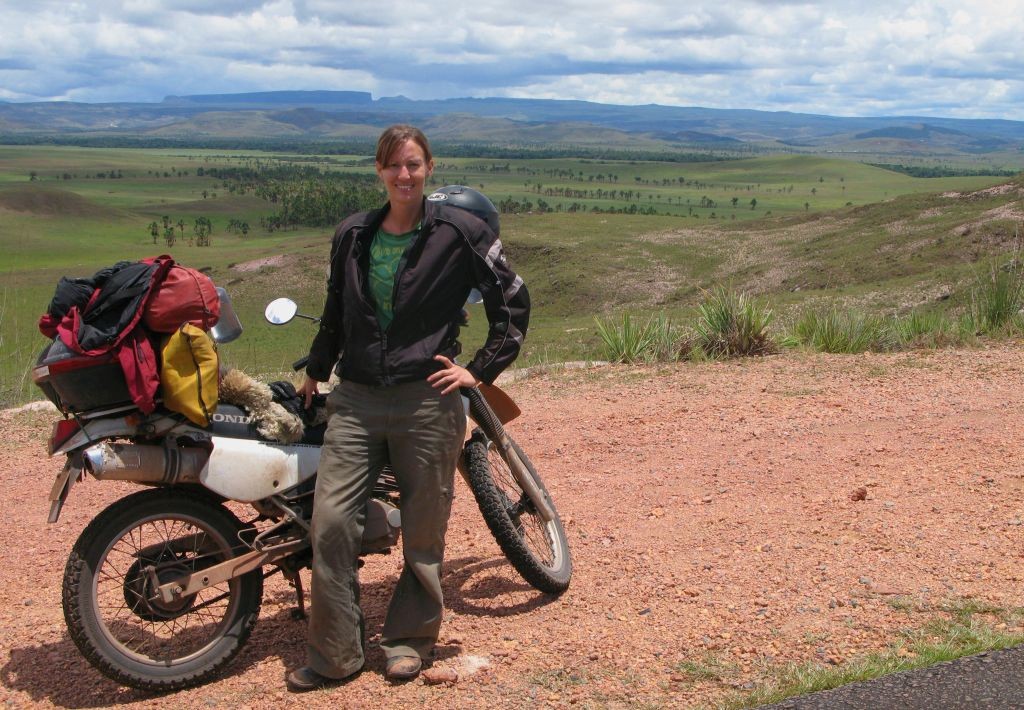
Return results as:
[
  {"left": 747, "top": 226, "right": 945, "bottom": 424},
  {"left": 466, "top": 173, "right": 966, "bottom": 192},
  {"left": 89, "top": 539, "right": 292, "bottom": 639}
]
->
[{"left": 2, "top": 346, "right": 1023, "bottom": 708}]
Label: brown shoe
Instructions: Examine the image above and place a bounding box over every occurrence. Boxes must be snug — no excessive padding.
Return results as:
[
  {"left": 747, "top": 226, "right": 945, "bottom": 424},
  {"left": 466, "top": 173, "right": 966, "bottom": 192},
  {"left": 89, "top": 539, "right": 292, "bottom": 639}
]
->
[
  {"left": 286, "top": 665, "right": 360, "bottom": 692},
  {"left": 385, "top": 655, "right": 422, "bottom": 681}
]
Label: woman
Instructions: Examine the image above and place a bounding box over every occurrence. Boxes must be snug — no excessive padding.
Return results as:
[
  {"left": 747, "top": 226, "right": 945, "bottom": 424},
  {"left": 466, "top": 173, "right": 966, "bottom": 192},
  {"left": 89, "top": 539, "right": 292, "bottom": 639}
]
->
[{"left": 286, "top": 125, "right": 530, "bottom": 691}]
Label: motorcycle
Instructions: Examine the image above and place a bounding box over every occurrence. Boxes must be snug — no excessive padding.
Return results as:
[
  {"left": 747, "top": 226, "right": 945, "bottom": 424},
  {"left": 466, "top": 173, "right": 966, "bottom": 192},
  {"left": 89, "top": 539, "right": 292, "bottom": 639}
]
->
[{"left": 33, "top": 289, "right": 571, "bottom": 692}]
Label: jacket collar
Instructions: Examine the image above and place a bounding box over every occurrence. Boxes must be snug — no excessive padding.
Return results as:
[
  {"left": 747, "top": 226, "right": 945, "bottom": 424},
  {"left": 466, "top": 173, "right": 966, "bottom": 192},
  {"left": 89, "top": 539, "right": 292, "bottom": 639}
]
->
[
  {"left": 360, "top": 197, "right": 435, "bottom": 232},
  {"left": 352, "top": 197, "right": 434, "bottom": 255}
]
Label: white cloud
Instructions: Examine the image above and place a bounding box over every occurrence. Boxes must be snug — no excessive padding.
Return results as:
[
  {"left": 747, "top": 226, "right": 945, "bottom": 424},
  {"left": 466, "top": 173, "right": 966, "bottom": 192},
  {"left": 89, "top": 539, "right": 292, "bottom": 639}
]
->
[
  {"left": 0, "top": 0, "right": 1022, "bottom": 119},
  {"left": 221, "top": 60, "right": 377, "bottom": 92}
]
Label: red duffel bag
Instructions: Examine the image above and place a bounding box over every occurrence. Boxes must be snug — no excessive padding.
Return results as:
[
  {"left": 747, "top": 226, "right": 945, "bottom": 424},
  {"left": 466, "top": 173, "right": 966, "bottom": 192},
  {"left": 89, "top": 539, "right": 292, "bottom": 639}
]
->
[{"left": 143, "top": 265, "right": 220, "bottom": 332}]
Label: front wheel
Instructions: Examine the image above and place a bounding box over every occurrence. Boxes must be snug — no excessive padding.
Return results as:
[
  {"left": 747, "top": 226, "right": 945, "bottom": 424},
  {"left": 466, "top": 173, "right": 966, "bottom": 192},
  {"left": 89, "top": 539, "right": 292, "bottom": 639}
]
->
[
  {"left": 464, "top": 428, "right": 572, "bottom": 594},
  {"left": 62, "top": 488, "right": 263, "bottom": 692}
]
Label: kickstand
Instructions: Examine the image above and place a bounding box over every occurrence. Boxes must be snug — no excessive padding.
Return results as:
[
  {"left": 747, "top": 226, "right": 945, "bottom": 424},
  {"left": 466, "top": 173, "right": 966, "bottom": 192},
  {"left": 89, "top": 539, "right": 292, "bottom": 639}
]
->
[{"left": 288, "top": 571, "right": 307, "bottom": 621}]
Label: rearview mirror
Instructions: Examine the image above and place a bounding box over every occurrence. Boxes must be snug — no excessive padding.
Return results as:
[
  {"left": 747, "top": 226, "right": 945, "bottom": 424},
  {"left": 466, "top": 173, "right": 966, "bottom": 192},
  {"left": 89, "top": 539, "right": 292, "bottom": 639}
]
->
[{"left": 265, "top": 298, "right": 298, "bottom": 325}]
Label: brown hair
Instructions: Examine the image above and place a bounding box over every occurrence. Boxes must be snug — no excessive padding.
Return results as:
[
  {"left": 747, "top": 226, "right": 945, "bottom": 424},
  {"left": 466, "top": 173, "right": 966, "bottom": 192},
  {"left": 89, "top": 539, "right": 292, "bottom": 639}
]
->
[{"left": 375, "top": 124, "right": 433, "bottom": 165}]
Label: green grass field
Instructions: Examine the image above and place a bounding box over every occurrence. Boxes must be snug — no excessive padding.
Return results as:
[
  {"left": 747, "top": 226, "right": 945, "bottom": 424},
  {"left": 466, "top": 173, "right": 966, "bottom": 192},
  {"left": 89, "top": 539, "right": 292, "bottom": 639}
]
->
[{"left": 0, "top": 145, "right": 1019, "bottom": 406}]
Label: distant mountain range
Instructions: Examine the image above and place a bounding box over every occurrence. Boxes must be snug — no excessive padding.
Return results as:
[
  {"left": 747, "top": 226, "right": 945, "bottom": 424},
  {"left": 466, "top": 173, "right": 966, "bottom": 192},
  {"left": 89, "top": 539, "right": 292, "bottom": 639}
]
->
[{"left": 2, "top": 90, "right": 1023, "bottom": 160}]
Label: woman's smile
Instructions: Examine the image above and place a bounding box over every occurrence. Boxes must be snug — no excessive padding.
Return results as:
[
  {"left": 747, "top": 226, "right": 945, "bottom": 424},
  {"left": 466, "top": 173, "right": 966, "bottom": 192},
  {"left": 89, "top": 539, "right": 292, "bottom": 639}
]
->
[{"left": 377, "top": 139, "right": 432, "bottom": 207}]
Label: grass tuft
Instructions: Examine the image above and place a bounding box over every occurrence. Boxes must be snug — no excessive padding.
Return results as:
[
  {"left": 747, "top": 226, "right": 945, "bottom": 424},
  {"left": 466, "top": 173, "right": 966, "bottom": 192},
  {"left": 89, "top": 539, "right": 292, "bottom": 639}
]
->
[
  {"left": 968, "top": 256, "right": 1024, "bottom": 335},
  {"left": 715, "top": 600, "right": 1024, "bottom": 709},
  {"left": 890, "top": 309, "right": 971, "bottom": 349},
  {"left": 594, "top": 312, "right": 679, "bottom": 363},
  {"left": 693, "top": 287, "right": 776, "bottom": 358},
  {"left": 789, "top": 307, "right": 893, "bottom": 354},
  {"left": 674, "top": 654, "right": 738, "bottom": 683}
]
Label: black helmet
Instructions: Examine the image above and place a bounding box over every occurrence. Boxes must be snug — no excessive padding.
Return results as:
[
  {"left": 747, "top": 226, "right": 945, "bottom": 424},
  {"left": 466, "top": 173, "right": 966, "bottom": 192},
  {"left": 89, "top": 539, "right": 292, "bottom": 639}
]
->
[{"left": 427, "top": 185, "right": 500, "bottom": 236}]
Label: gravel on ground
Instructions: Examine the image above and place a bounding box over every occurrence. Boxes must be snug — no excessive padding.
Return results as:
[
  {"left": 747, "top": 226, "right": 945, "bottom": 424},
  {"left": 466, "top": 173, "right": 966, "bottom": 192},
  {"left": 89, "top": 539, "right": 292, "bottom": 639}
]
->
[{"left": 1, "top": 345, "right": 1023, "bottom": 708}]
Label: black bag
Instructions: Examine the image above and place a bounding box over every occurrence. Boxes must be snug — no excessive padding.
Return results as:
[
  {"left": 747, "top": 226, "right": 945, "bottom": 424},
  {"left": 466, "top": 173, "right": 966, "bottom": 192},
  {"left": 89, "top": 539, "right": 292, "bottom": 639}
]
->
[
  {"left": 47, "top": 277, "right": 96, "bottom": 320},
  {"left": 74, "top": 260, "right": 167, "bottom": 351}
]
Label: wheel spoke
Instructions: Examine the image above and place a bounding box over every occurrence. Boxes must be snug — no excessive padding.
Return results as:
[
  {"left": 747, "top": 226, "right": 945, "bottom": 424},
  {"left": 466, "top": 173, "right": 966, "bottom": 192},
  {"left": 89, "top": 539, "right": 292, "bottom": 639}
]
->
[
  {"left": 485, "top": 443, "right": 557, "bottom": 567},
  {"left": 64, "top": 490, "right": 265, "bottom": 690},
  {"left": 464, "top": 431, "right": 571, "bottom": 594},
  {"left": 93, "top": 515, "right": 238, "bottom": 663}
]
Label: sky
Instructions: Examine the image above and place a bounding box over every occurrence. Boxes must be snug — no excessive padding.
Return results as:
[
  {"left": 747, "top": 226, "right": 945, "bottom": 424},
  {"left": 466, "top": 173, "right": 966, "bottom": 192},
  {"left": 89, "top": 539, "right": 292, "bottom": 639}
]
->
[{"left": 2, "top": 0, "right": 1023, "bottom": 120}]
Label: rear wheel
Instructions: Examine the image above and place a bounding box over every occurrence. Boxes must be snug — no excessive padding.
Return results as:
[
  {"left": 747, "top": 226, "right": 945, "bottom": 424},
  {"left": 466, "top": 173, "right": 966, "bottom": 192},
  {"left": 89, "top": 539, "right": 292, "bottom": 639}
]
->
[
  {"left": 464, "top": 428, "right": 571, "bottom": 594},
  {"left": 63, "top": 488, "right": 263, "bottom": 691}
]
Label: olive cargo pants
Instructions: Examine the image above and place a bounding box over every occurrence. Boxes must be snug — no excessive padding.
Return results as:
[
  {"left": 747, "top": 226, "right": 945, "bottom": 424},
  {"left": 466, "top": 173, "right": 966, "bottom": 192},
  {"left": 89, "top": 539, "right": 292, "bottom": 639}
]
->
[{"left": 306, "top": 379, "right": 465, "bottom": 679}]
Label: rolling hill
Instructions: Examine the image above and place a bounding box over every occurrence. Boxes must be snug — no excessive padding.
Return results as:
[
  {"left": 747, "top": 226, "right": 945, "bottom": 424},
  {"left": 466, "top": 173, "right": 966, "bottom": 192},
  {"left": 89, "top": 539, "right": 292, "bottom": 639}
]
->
[{"left": 1, "top": 91, "right": 1023, "bottom": 165}]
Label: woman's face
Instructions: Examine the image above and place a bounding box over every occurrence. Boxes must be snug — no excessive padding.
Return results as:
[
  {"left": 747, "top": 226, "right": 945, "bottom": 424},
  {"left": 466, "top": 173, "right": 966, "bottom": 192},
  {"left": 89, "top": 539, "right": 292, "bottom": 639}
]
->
[{"left": 376, "top": 138, "right": 433, "bottom": 210}]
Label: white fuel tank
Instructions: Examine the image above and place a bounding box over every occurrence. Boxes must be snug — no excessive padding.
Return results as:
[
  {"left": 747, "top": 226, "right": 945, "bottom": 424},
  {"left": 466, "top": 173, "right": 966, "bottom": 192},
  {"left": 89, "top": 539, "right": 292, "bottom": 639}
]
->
[{"left": 200, "top": 436, "right": 320, "bottom": 502}]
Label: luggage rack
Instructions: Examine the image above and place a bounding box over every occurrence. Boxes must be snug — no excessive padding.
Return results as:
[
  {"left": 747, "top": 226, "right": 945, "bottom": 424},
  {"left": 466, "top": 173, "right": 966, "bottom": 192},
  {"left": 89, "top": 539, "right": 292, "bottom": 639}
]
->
[{"left": 75, "top": 401, "right": 149, "bottom": 421}]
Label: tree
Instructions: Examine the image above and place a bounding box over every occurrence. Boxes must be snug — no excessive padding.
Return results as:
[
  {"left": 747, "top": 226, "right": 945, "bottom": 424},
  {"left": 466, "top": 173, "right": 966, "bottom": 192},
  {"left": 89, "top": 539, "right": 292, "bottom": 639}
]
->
[
  {"left": 193, "top": 217, "right": 213, "bottom": 247},
  {"left": 750, "top": 198, "right": 757, "bottom": 210},
  {"left": 148, "top": 221, "right": 159, "bottom": 244},
  {"left": 163, "top": 226, "right": 176, "bottom": 248},
  {"left": 176, "top": 219, "right": 186, "bottom": 243}
]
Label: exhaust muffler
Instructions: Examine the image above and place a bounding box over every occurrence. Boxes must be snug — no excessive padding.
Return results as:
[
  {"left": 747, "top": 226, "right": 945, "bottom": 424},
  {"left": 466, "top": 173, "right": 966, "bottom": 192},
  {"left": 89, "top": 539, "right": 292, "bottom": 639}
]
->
[{"left": 83, "top": 442, "right": 209, "bottom": 485}]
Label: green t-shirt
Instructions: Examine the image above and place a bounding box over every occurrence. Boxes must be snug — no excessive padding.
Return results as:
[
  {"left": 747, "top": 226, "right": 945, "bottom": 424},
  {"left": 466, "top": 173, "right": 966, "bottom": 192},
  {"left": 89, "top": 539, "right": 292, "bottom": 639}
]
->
[{"left": 368, "top": 226, "right": 417, "bottom": 330}]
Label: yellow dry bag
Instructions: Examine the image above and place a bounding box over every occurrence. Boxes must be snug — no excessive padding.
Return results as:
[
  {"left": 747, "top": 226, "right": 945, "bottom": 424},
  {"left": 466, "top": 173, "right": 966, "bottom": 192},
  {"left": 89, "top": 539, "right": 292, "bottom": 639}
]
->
[{"left": 160, "top": 323, "right": 218, "bottom": 426}]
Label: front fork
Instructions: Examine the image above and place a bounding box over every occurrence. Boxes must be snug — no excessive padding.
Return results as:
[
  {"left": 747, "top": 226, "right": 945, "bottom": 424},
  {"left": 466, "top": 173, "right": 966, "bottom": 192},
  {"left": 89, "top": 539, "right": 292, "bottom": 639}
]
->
[{"left": 461, "top": 386, "right": 556, "bottom": 522}]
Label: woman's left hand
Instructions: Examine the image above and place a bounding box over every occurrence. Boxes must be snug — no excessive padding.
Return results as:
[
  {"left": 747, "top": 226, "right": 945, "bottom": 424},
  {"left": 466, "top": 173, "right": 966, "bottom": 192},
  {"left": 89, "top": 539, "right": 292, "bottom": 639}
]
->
[{"left": 428, "top": 355, "right": 481, "bottom": 395}]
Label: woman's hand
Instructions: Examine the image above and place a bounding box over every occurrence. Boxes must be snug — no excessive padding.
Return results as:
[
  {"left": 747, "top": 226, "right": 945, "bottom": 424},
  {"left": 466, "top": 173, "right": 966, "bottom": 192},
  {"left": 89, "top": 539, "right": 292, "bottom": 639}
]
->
[
  {"left": 298, "top": 376, "right": 322, "bottom": 409},
  {"left": 428, "top": 355, "right": 481, "bottom": 395}
]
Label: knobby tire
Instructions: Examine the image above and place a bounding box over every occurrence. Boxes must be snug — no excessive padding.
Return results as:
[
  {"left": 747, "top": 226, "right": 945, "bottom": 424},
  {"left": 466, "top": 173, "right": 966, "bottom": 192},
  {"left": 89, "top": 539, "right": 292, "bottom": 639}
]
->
[{"left": 464, "top": 428, "right": 572, "bottom": 594}]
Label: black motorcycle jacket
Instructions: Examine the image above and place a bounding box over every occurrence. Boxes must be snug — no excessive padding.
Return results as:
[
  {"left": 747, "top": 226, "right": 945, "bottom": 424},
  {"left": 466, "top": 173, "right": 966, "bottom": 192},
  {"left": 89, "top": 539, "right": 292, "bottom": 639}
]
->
[{"left": 305, "top": 198, "right": 530, "bottom": 387}]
